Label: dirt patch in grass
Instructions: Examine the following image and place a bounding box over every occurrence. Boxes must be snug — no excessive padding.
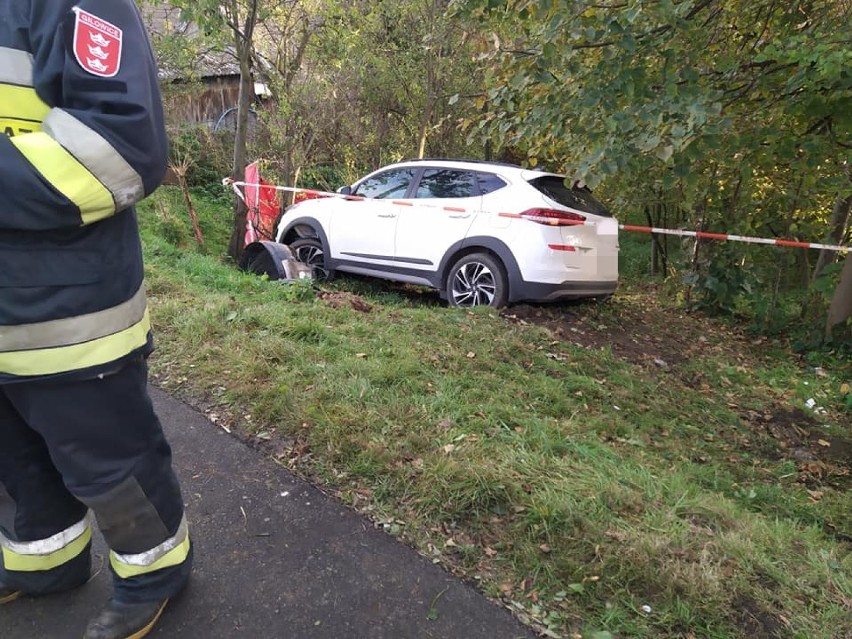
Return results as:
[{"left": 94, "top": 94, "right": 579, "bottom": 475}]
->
[
  {"left": 731, "top": 597, "right": 790, "bottom": 639},
  {"left": 503, "top": 301, "right": 852, "bottom": 492},
  {"left": 742, "top": 406, "right": 851, "bottom": 463},
  {"left": 502, "top": 300, "right": 755, "bottom": 369},
  {"left": 739, "top": 406, "right": 852, "bottom": 491},
  {"left": 317, "top": 290, "right": 374, "bottom": 313}
]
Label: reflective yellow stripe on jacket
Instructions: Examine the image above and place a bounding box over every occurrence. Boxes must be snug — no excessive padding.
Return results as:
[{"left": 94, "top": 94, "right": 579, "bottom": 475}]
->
[
  {"left": 0, "top": 46, "right": 144, "bottom": 224},
  {"left": 0, "top": 286, "right": 151, "bottom": 377},
  {"left": 0, "top": 47, "right": 48, "bottom": 136},
  {"left": 0, "top": 515, "right": 92, "bottom": 572}
]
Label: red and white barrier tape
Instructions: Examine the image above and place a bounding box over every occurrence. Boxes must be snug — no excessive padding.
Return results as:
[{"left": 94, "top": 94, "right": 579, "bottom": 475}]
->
[
  {"left": 224, "top": 179, "right": 850, "bottom": 253},
  {"left": 620, "top": 225, "right": 849, "bottom": 253}
]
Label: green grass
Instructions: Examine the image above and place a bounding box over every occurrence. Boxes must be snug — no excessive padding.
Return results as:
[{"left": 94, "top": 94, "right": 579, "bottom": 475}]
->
[{"left": 137, "top": 188, "right": 851, "bottom": 639}]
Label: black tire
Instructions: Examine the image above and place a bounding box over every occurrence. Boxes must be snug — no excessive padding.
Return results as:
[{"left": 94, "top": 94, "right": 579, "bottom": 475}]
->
[
  {"left": 446, "top": 253, "right": 508, "bottom": 308},
  {"left": 289, "top": 237, "right": 333, "bottom": 281}
]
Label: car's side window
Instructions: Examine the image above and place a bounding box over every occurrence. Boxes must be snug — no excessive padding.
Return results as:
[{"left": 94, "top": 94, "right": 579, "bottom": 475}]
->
[
  {"left": 354, "top": 169, "right": 416, "bottom": 199},
  {"left": 476, "top": 172, "right": 507, "bottom": 195},
  {"left": 414, "top": 169, "right": 478, "bottom": 199}
]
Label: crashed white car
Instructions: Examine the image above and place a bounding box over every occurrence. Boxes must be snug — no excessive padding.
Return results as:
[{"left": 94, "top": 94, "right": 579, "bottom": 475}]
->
[{"left": 275, "top": 159, "right": 619, "bottom": 307}]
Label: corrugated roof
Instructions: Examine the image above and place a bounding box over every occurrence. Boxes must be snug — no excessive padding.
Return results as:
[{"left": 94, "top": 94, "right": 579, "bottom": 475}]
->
[{"left": 140, "top": 3, "right": 240, "bottom": 80}]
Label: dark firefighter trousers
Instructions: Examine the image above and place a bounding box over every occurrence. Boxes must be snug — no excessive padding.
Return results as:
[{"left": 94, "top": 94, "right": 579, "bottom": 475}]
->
[{"left": 0, "top": 357, "right": 191, "bottom": 603}]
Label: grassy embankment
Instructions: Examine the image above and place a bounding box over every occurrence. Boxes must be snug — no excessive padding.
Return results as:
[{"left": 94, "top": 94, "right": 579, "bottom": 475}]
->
[{"left": 138, "top": 186, "right": 851, "bottom": 639}]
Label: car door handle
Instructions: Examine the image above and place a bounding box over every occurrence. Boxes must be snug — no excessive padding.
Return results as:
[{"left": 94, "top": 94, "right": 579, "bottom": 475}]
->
[
  {"left": 377, "top": 214, "right": 397, "bottom": 218},
  {"left": 449, "top": 214, "right": 471, "bottom": 219}
]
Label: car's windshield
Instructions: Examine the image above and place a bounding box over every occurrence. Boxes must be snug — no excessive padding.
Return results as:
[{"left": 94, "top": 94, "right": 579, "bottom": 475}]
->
[
  {"left": 528, "top": 176, "right": 612, "bottom": 217},
  {"left": 354, "top": 169, "right": 416, "bottom": 199}
]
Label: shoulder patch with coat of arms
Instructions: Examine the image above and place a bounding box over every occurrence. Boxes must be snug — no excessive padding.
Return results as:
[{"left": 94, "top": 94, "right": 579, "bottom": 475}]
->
[{"left": 72, "top": 8, "right": 123, "bottom": 78}]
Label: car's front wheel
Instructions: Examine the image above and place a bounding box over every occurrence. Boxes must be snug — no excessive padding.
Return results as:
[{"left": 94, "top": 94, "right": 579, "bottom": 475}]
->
[
  {"left": 289, "top": 237, "right": 333, "bottom": 281},
  {"left": 446, "top": 253, "right": 508, "bottom": 308}
]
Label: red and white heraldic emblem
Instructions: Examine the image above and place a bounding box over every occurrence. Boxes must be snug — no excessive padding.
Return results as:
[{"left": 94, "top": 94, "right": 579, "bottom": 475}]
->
[{"left": 72, "top": 8, "right": 123, "bottom": 78}]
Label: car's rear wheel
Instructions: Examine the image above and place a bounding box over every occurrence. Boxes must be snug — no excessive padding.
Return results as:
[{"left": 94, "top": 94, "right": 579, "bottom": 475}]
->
[
  {"left": 289, "top": 237, "right": 333, "bottom": 281},
  {"left": 446, "top": 253, "right": 508, "bottom": 308}
]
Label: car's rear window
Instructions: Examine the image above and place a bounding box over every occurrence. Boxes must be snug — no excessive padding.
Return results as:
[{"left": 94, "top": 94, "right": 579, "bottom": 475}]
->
[
  {"left": 528, "top": 176, "right": 612, "bottom": 217},
  {"left": 476, "top": 172, "right": 507, "bottom": 195},
  {"left": 415, "top": 169, "right": 478, "bottom": 198}
]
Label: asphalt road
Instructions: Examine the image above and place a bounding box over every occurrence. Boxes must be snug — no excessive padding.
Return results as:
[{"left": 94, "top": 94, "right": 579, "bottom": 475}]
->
[{"left": 0, "top": 387, "right": 535, "bottom": 639}]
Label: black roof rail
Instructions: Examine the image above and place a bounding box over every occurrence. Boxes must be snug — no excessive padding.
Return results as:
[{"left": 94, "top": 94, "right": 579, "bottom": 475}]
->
[{"left": 395, "top": 157, "right": 529, "bottom": 170}]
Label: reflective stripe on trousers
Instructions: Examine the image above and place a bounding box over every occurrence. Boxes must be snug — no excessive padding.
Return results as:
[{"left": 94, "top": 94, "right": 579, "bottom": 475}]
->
[
  {"left": 110, "top": 515, "right": 191, "bottom": 579},
  {"left": 0, "top": 514, "right": 91, "bottom": 572},
  {"left": 0, "top": 357, "right": 192, "bottom": 602}
]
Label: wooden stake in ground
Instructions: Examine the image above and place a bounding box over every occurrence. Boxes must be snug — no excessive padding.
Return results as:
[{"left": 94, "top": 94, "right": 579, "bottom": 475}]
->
[{"left": 170, "top": 158, "right": 204, "bottom": 248}]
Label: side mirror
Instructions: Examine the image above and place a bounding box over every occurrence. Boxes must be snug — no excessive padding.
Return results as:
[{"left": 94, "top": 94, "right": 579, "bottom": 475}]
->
[{"left": 337, "top": 185, "right": 352, "bottom": 195}]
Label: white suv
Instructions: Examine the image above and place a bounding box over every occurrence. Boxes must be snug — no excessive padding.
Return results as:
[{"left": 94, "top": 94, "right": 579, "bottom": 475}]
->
[{"left": 275, "top": 159, "right": 619, "bottom": 307}]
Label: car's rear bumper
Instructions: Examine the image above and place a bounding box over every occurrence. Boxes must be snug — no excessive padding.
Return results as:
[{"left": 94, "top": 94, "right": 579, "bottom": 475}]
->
[{"left": 511, "top": 279, "right": 618, "bottom": 303}]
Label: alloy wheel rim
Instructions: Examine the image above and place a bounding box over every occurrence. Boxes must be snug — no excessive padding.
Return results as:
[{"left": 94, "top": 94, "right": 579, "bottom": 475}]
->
[
  {"left": 296, "top": 246, "right": 328, "bottom": 279},
  {"left": 451, "top": 262, "right": 496, "bottom": 307}
]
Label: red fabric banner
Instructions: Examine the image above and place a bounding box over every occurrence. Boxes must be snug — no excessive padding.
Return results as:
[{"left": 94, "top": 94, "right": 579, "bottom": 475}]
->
[{"left": 244, "top": 162, "right": 280, "bottom": 247}]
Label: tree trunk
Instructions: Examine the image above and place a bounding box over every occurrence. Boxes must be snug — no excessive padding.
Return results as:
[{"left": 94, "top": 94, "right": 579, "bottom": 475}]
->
[
  {"left": 226, "top": 63, "right": 253, "bottom": 261},
  {"left": 813, "top": 193, "right": 851, "bottom": 281},
  {"left": 645, "top": 201, "right": 668, "bottom": 276},
  {"left": 825, "top": 252, "right": 852, "bottom": 339},
  {"left": 226, "top": 1, "right": 259, "bottom": 263},
  {"left": 416, "top": 47, "right": 438, "bottom": 159},
  {"left": 416, "top": 94, "right": 434, "bottom": 159}
]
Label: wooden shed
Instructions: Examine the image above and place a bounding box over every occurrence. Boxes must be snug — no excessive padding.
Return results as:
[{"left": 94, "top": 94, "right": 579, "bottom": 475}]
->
[{"left": 140, "top": 3, "right": 245, "bottom": 129}]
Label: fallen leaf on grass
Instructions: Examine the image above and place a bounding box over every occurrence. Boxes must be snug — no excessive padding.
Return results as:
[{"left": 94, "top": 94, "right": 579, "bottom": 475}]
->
[
  {"left": 539, "top": 544, "right": 552, "bottom": 553},
  {"left": 817, "top": 439, "right": 831, "bottom": 447},
  {"left": 466, "top": 351, "right": 476, "bottom": 359}
]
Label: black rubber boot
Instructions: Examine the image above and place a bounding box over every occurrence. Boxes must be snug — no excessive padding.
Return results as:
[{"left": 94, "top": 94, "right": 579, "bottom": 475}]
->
[{"left": 82, "top": 598, "right": 169, "bottom": 639}]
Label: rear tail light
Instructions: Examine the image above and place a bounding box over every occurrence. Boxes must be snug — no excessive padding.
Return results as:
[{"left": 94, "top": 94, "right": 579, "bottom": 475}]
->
[{"left": 520, "top": 208, "right": 587, "bottom": 226}]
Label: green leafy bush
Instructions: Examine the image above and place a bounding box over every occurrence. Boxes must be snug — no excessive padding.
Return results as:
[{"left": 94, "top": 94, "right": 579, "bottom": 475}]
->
[{"left": 168, "top": 125, "right": 233, "bottom": 200}]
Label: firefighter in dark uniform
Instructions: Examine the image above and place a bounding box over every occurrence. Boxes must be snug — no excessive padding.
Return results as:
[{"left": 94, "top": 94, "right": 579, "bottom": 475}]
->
[{"left": 0, "top": 1, "right": 192, "bottom": 637}]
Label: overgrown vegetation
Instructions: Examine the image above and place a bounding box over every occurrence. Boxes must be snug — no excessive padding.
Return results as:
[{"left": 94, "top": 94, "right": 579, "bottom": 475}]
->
[
  {"left": 144, "top": 0, "right": 851, "bottom": 342},
  {"left": 138, "top": 188, "right": 851, "bottom": 639},
  {"left": 452, "top": 0, "right": 851, "bottom": 335}
]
